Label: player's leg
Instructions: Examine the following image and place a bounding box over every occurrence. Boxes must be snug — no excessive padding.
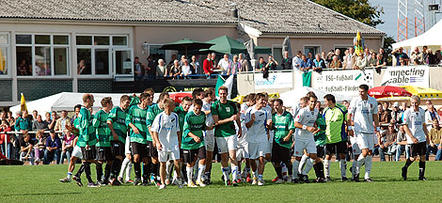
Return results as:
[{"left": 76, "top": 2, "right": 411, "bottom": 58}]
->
[
  {"left": 338, "top": 141, "right": 348, "bottom": 181},
  {"left": 271, "top": 142, "right": 283, "bottom": 183},
  {"left": 131, "top": 143, "right": 142, "bottom": 185},
  {"left": 257, "top": 155, "right": 266, "bottom": 186},
  {"left": 185, "top": 150, "right": 198, "bottom": 187},
  {"left": 355, "top": 134, "right": 369, "bottom": 182},
  {"left": 148, "top": 141, "right": 160, "bottom": 185},
  {"left": 142, "top": 156, "right": 151, "bottom": 186},
  {"left": 171, "top": 150, "right": 183, "bottom": 188},
  {"left": 196, "top": 147, "right": 207, "bottom": 187},
  {"left": 402, "top": 143, "right": 418, "bottom": 181},
  {"left": 363, "top": 134, "right": 374, "bottom": 181},
  {"left": 60, "top": 145, "right": 82, "bottom": 183},
  {"left": 159, "top": 161, "right": 167, "bottom": 189},
  {"left": 204, "top": 130, "right": 215, "bottom": 183},
  {"left": 227, "top": 135, "right": 239, "bottom": 185},
  {"left": 418, "top": 143, "right": 427, "bottom": 180}
]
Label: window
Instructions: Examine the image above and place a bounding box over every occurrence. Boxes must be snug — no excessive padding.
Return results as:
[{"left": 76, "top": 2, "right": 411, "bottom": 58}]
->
[
  {"left": 16, "top": 34, "right": 70, "bottom": 77},
  {"left": 0, "top": 33, "right": 9, "bottom": 76},
  {"left": 272, "top": 46, "right": 283, "bottom": 69},
  {"left": 76, "top": 35, "right": 129, "bottom": 76},
  {"left": 304, "top": 46, "right": 320, "bottom": 57}
]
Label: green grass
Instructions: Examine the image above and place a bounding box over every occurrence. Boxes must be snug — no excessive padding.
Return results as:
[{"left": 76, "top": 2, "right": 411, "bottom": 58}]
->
[{"left": 1, "top": 161, "right": 441, "bottom": 202}]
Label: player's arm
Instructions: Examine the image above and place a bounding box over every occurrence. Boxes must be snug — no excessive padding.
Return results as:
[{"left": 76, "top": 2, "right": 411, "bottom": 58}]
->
[
  {"left": 235, "top": 111, "right": 242, "bottom": 138},
  {"left": 151, "top": 117, "right": 161, "bottom": 150},
  {"left": 125, "top": 110, "right": 140, "bottom": 134},
  {"left": 245, "top": 111, "right": 254, "bottom": 129},
  {"left": 423, "top": 122, "right": 430, "bottom": 144},
  {"left": 107, "top": 109, "right": 118, "bottom": 141},
  {"left": 403, "top": 123, "right": 418, "bottom": 144}
]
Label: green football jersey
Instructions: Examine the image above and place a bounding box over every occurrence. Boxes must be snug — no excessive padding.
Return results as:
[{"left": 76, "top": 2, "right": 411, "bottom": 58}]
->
[
  {"left": 314, "top": 112, "right": 327, "bottom": 146},
  {"left": 211, "top": 100, "right": 238, "bottom": 137},
  {"left": 323, "top": 103, "right": 348, "bottom": 144},
  {"left": 272, "top": 111, "right": 295, "bottom": 149},
  {"left": 182, "top": 111, "right": 206, "bottom": 150},
  {"left": 129, "top": 96, "right": 140, "bottom": 108},
  {"left": 147, "top": 103, "right": 162, "bottom": 127},
  {"left": 126, "top": 105, "right": 149, "bottom": 144},
  {"left": 77, "top": 107, "right": 97, "bottom": 147},
  {"left": 93, "top": 109, "right": 111, "bottom": 147},
  {"left": 107, "top": 106, "right": 128, "bottom": 143},
  {"left": 174, "top": 106, "right": 187, "bottom": 133}
]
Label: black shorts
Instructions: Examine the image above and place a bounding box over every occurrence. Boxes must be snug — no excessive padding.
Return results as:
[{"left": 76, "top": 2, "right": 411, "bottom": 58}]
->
[
  {"left": 316, "top": 146, "right": 325, "bottom": 159},
  {"left": 325, "top": 141, "right": 347, "bottom": 155},
  {"left": 146, "top": 141, "right": 158, "bottom": 158},
  {"left": 131, "top": 142, "right": 148, "bottom": 158},
  {"left": 81, "top": 146, "right": 96, "bottom": 160},
  {"left": 96, "top": 147, "right": 113, "bottom": 161},
  {"left": 272, "top": 142, "right": 291, "bottom": 163},
  {"left": 111, "top": 141, "right": 125, "bottom": 158},
  {"left": 410, "top": 142, "right": 427, "bottom": 157},
  {"left": 183, "top": 147, "right": 206, "bottom": 164}
]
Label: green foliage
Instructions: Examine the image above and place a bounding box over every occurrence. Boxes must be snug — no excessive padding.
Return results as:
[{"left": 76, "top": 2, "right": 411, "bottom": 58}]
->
[
  {"left": 312, "top": 0, "right": 384, "bottom": 27},
  {"left": 1, "top": 162, "right": 442, "bottom": 202}
]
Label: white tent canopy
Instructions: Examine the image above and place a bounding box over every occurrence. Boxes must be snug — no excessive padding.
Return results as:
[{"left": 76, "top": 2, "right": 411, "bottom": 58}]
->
[
  {"left": 279, "top": 87, "right": 350, "bottom": 108},
  {"left": 10, "top": 92, "right": 161, "bottom": 115},
  {"left": 392, "top": 20, "right": 442, "bottom": 50}
]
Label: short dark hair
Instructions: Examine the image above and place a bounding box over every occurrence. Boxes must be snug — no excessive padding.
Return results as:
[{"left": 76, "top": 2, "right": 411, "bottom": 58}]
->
[
  {"left": 218, "top": 86, "right": 228, "bottom": 93},
  {"left": 256, "top": 93, "right": 266, "bottom": 100},
  {"left": 101, "top": 97, "right": 112, "bottom": 107},
  {"left": 120, "top": 95, "right": 130, "bottom": 103},
  {"left": 182, "top": 96, "right": 192, "bottom": 102},
  {"left": 140, "top": 93, "right": 150, "bottom": 100},
  {"left": 306, "top": 91, "right": 316, "bottom": 98},
  {"left": 157, "top": 92, "right": 169, "bottom": 103},
  {"left": 274, "top": 99, "right": 283, "bottom": 105},
  {"left": 359, "top": 84, "right": 369, "bottom": 91},
  {"left": 143, "top": 88, "right": 154, "bottom": 95},
  {"left": 324, "top": 94, "right": 336, "bottom": 104},
  {"left": 194, "top": 99, "right": 203, "bottom": 106},
  {"left": 74, "top": 104, "right": 82, "bottom": 111},
  {"left": 204, "top": 88, "right": 214, "bottom": 98},
  {"left": 192, "top": 88, "right": 204, "bottom": 98},
  {"left": 309, "top": 94, "right": 318, "bottom": 100}
]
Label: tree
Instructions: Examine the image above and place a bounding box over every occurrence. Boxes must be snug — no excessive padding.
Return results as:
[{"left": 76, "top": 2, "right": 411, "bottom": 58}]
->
[{"left": 311, "top": 0, "right": 384, "bottom": 27}]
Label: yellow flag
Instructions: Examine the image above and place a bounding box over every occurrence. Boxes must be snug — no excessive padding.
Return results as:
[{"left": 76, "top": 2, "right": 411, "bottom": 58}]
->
[{"left": 20, "top": 93, "right": 27, "bottom": 112}]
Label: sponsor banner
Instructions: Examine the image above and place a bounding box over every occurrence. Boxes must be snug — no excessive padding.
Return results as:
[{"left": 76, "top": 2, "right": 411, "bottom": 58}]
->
[
  {"left": 381, "top": 66, "right": 429, "bottom": 87},
  {"left": 254, "top": 72, "right": 293, "bottom": 89},
  {"left": 312, "top": 69, "right": 374, "bottom": 98}
]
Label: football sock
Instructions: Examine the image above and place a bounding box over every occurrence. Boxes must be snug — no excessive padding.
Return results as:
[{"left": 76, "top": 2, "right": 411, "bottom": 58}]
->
[
  {"left": 324, "top": 159, "right": 331, "bottom": 177},
  {"left": 351, "top": 160, "right": 357, "bottom": 176},
  {"left": 292, "top": 160, "right": 300, "bottom": 179},
  {"left": 404, "top": 158, "right": 413, "bottom": 168},
  {"left": 364, "top": 155, "right": 372, "bottom": 179},
  {"left": 126, "top": 162, "right": 132, "bottom": 181},
  {"left": 197, "top": 164, "right": 206, "bottom": 181},
  {"left": 232, "top": 165, "right": 239, "bottom": 181},
  {"left": 285, "top": 161, "right": 293, "bottom": 176},
  {"left": 104, "top": 163, "right": 111, "bottom": 181},
  {"left": 419, "top": 161, "right": 426, "bottom": 178},
  {"left": 356, "top": 155, "right": 366, "bottom": 175},
  {"left": 84, "top": 162, "right": 93, "bottom": 183},
  {"left": 96, "top": 163, "right": 103, "bottom": 182},
  {"left": 222, "top": 167, "right": 230, "bottom": 181},
  {"left": 340, "top": 159, "right": 347, "bottom": 178},
  {"left": 186, "top": 166, "right": 193, "bottom": 184},
  {"left": 134, "top": 162, "right": 141, "bottom": 179},
  {"left": 142, "top": 163, "right": 150, "bottom": 181},
  {"left": 67, "top": 172, "right": 72, "bottom": 180},
  {"left": 75, "top": 163, "right": 85, "bottom": 178},
  {"left": 315, "top": 161, "right": 325, "bottom": 178},
  {"left": 302, "top": 158, "right": 314, "bottom": 175},
  {"left": 119, "top": 157, "right": 130, "bottom": 178},
  {"left": 299, "top": 154, "right": 308, "bottom": 174},
  {"left": 153, "top": 163, "right": 160, "bottom": 179}
]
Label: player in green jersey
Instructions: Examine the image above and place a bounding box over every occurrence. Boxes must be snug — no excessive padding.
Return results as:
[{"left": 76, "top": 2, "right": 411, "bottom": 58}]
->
[{"left": 92, "top": 97, "right": 113, "bottom": 186}]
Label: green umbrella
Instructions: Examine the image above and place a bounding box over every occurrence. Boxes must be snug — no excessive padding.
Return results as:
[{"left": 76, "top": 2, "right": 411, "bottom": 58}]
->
[
  {"left": 205, "top": 35, "right": 246, "bottom": 54},
  {"left": 255, "top": 46, "right": 272, "bottom": 54},
  {"left": 160, "top": 38, "right": 214, "bottom": 55}
]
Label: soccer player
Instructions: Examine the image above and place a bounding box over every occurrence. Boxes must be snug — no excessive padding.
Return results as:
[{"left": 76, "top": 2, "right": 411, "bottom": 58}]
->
[
  {"left": 238, "top": 93, "right": 255, "bottom": 183},
  {"left": 107, "top": 95, "right": 130, "bottom": 185},
  {"left": 245, "top": 93, "right": 272, "bottom": 186},
  {"left": 78, "top": 94, "right": 99, "bottom": 187},
  {"left": 182, "top": 99, "right": 210, "bottom": 187},
  {"left": 402, "top": 96, "right": 430, "bottom": 181},
  {"left": 271, "top": 99, "right": 294, "bottom": 183},
  {"left": 202, "top": 88, "right": 216, "bottom": 184},
  {"left": 126, "top": 93, "right": 150, "bottom": 186},
  {"left": 147, "top": 92, "right": 169, "bottom": 185},
  {"left": 175, "top": 96, "right": 193, "bottom": 183},
  {"left": 212, "top": 86, "right": 242, "bottom": 186},
  {"left": 92, "top": 97, "right": 113, "bottom": 185},
  {"left": 292, "top": 95, "right": 324, "bottom": 183},
  {"left": 151, "top": 98, "right": 183, "bottom": 190},
  {"left": 348, "top": 84, "right": 380, "bottom": 182},
  {"left": 323, "top": 94, "right": 349, "bottom": 181}
]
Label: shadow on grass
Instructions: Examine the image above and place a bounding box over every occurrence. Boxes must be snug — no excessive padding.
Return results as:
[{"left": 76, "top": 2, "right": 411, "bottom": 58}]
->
[{"left": 3, "top": 192, "right": 81, "bottom": 197}]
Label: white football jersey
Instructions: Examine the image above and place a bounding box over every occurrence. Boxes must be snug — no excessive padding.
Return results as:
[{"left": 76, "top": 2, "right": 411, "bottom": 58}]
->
[
  {"left": 245, "top": 106, "right": 270, "bottom": 143},
  {"left": 151, "top": 112, "right": 180, "bottom": 152},
  {"left": 202, "top": 100, "right": 214, "bottom": 126},
  {"left": 403, "top": 107, "right": 426, "bottom": 144},
  {"left": 349, "top": 96, "right": 378, "bottom": 134},
  {"left": 294, "top": 107, "right": 318, "bottom": 140},
  {"left": 238, "top": 103, "right": 251, "bottom": 145}
]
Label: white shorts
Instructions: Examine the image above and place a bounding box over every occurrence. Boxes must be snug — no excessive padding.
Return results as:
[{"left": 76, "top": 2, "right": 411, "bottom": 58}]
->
[
  {"left": 216, "top": 135, "right": 238, "bottom": 154},
  {"left": 125, "top": 136, "right": 131, "bottom": 155},
  {"left": 248, "top": 142, "right": 270, "bottom": 160},
  {"left": 236, "top": 143, "right": 249, "bottom": 160},
  {"left": 356, "top": 132, "right": 374, "bottom": 151},
  {"left": 293, "top": 137, "right": 316, "bottom": 157},
  {"left": 72, "top": 145, "right": 83, "bottom": 159},
  {"left": 204, "top": 130, "right": 215, "bottom": 152},
  {"left": 158, "top": 149, "right": 180, "bottom": 162}
]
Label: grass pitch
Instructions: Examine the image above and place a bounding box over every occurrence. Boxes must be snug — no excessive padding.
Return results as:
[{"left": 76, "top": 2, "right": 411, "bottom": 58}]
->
[{"left": 1, "top": 161, "right": 441, "bottom": 202}]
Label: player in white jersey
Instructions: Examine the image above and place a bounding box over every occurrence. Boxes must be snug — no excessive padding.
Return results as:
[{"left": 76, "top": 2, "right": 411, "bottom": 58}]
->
[
  {"left": 151, "top": 99, "right": 183, "bottom": 189},
  {"left": 292, "top": 95, "right": 323, "bottom": 183},
  {"left": 348, "top": 84, "right": 379, "bottom": 182},
  {"left": 237, "top": 93, "right": 256, "bottom": 183},
  {"left": 245, "top": 93, "right": 272, "bottom": 186},
  {"left": 200, "top": 88, "right": 216, "bottom": 184},
  {"left": 401, "top": 96, "right": 430, "bottom": 181}
]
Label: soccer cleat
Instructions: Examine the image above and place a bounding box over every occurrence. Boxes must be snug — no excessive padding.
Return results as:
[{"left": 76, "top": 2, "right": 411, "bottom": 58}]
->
[
  {"left": 272, "top": 177, "right": 279, "bottom": 182},
  {"left": 364, "top": 178, "right": 373, "bottom": 182},
  {"left": 302, "top": 175, "right": 310, "bottom": 183},
  {"left": 59, "top": 177, "right": 71, "bottom": 183},
  {"left": 352, "top": 174, "right": 360, "bottom": 182},
  {"left": 87, "top": 182, "right": 100, "bottom": 188},
  {"left": 341, "top": 177, "right": 348, "bottom": 182},
  {"left": 133, "top": 178, "right": 142, "bottom": 186},
  {"left": 196, "top": 179, "right": 206, "bottom": 187},
  {"left": 117, "top": 177, "right": 123, "bottom": 184},
  {"left": 232, "top": 180, "right": 239, "bottom": 187},
  {"left": 325, "top": 177, "right": 332, "bottom": 182},
  {"left": 177, "top": 179, "right": 184, "bottom": 188},
  {"left": 141, "top": 179, "right": 149, "bottom": 186},
  {"left": 275, "top": 178, "right": 284, "bottom": 184},
  {"left": 224, "top": 179, "right": 232, "bottom": 186},
  {"left": 126, "top": 179, "right": 134, "bottom": 184},
  {"left": 315, "top": 177, "right": 326, "bottom": 183},
  {"left": 401, "top": 167, "right": 407, "bottom": 181},
  {"left": 158, "top": 184, "right": 166, "bottom": 190},
  {"left": 187, "top": 181, "right": 198, "bottom": 188},
  {"left": 419, "top": 177, "right": 427, "bottom": 181},
  {"left": 257, "top": 179, "right": 264, "bottom": 186},
  {"left": 246, "top": 176, "right": 252, "bottom": 183},
  {"left": 251, "top": 177, "right": 258, "bottom": 185},
  {"left": 73, "top": 176, "right": 83, "bottom": 187},
  {"left": 291, "top": 178, "right": 299, "bottom": 184},
  {"left": 110, "top": 178, "right": 121, "bottom": 186}
]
